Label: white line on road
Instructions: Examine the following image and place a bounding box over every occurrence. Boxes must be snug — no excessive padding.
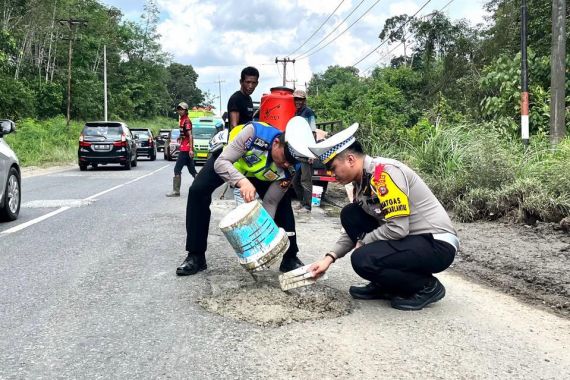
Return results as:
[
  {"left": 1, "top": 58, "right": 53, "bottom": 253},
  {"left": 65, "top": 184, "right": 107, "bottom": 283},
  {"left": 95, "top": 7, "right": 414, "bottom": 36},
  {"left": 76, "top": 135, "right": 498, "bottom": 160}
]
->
[{"left": 1, "top": 164, "right": 170, "bottom": 235}]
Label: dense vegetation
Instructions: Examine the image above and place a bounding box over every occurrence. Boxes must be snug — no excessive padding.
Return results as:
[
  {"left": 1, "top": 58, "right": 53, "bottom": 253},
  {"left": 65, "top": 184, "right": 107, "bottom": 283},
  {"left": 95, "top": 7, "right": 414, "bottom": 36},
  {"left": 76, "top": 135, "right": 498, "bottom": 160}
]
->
[
  {"left": 1, "top": 0, "right": 568, "bottom": 224},
  {"left": 307, "top": 0, "right": 569, "bottom": 223},
  {"left": 0, "top": 0, "right": 203, "bottom": 121}
]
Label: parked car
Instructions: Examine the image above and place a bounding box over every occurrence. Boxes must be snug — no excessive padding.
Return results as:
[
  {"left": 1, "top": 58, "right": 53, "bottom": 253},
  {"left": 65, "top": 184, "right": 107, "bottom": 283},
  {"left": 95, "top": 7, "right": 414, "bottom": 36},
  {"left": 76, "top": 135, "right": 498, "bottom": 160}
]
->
[
  {"left": 0, "top": 119, "right": 21, "bottom": 221},
  {"left": 78, "top": 121, "right": 138, "bottom": 170},
  {"left": 155, "top": 128, "right": 170, "bottom": 152},
  {"left": 163, "top": 129, "right": 180, "bottom": 161},
  {"left": 131, "top": 128, "right": 157, "bottom": 161},
  {"left": 191, "top": 117, "right": 222, "bottom": 164}
]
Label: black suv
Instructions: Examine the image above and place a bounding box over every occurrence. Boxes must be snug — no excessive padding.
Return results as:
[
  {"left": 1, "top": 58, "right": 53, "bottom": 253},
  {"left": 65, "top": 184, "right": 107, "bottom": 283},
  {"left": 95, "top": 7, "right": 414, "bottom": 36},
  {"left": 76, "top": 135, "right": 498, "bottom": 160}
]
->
[
  {"left": 131, "top": 128, "right": 157, "bottom": 161},
  {"left": 78, "top": 121, "right": 138, "bottom": 170},
  {"left": 155, "top": 129, "right": 170, "bottom": 152}
]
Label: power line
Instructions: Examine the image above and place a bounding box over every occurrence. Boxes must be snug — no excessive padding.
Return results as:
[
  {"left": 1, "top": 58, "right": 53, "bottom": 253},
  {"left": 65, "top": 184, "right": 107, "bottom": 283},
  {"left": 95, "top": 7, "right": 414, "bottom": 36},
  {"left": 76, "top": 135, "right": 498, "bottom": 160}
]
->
[
  {"left": 287, "top": 0, "right": 346, "bottom": 56},
  {"left": 297, "top": 0, "right": 384, "bottom": 61},
  {"left": 294, "top": 0, "right": 367, "bottom": 60},
  {"left": 351, "top": 0, "right": 433, "bottom": 68}
]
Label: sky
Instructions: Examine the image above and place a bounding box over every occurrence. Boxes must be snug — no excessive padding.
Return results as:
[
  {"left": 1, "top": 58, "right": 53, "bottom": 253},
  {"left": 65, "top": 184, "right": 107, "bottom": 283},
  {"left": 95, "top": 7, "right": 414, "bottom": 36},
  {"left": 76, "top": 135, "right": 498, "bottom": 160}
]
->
[{"left": 101, "top": 0, "right": 489, "bottom": 114}]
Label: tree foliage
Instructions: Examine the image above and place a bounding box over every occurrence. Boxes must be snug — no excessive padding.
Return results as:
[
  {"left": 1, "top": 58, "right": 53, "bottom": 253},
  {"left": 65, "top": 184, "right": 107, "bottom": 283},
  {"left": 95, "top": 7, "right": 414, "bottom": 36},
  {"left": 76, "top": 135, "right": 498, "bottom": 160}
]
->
[{"left": 0, "top": 0, "right": 203, "bottom": 121}]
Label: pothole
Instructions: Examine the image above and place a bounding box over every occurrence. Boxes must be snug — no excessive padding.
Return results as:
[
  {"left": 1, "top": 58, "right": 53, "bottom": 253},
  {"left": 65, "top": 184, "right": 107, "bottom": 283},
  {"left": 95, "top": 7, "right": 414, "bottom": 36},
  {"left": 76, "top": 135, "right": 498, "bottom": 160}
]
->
[{"left": 198, "top": 272, "right": 353, "bottom": 327}]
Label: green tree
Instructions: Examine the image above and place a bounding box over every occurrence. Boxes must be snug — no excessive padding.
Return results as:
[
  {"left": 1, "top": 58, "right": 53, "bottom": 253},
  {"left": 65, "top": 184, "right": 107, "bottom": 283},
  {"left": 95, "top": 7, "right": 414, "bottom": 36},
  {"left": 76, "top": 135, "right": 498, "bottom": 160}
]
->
[{"left": 166, "top": 63, "right": 204, "bottom": 109}]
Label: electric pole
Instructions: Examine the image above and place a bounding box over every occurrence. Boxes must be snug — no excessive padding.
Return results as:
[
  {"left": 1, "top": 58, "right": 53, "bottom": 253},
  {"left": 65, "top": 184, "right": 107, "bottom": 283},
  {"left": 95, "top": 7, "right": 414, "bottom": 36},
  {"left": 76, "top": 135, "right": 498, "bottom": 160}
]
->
[
  {"left": 59, "top": 18, "right": 87, "bottom": 127},
  {"left": 275, "top": 57, "right": 295, "bottom": 87},
  {"left": 520, "top": 0, "right": 529, "bottom": 145},
  {"left": 214, "top": 77, "right": 225, "bottom": 114},
  {"left": 549, "top": 0, "right": 566, "bottom": 145}
]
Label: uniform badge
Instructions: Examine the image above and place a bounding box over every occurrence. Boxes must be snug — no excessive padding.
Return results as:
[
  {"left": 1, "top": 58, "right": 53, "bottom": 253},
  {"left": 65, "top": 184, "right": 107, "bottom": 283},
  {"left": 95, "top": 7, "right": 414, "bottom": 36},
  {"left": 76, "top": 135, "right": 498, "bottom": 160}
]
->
[
  {"left": 280, "top": 179, "right": 291, "bottom": 188},
  {"left": 263, "top": 170, "right": 278, "bottom": 181}
]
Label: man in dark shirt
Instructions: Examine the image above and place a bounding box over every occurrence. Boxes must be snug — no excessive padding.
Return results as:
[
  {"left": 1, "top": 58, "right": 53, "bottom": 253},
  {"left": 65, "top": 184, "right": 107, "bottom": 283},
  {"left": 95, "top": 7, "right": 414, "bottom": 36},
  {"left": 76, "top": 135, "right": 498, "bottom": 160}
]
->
[{"left": 227, "top": 66, "right": 259, "bottom": 130}]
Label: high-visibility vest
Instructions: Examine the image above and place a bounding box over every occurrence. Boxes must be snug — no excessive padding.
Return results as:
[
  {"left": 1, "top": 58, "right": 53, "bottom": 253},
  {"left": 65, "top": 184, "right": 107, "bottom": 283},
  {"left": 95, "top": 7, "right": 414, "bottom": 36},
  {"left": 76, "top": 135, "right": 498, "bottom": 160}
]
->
[{"left": 229, "top": 122, "right": 293, "bottom": 182}]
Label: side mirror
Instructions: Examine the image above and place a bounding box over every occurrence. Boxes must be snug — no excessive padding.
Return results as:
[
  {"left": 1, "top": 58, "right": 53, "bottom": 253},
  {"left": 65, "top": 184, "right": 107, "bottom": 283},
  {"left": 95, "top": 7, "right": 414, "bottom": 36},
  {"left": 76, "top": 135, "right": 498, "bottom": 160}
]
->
[{"left": 0, "top": 119, "right": 16, "bottom": 137}]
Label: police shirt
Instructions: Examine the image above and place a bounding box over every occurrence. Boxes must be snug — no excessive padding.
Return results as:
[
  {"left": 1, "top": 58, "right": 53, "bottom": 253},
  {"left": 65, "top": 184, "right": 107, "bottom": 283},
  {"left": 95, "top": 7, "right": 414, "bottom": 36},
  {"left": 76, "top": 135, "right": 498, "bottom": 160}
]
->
[
  {"left": 332, "top": 155, "right": 457, "bottom": 258},
  {"left": 214, "top": 124, "right": 291, "bottom": 218}
]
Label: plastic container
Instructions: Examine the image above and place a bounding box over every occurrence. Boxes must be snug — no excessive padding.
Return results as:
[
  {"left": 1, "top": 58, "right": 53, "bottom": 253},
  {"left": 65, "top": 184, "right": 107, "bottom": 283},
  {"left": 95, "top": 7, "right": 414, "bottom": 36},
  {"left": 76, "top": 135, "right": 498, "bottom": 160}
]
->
[
  {"left": 311, "top": 185, "right": 324, "bottom": 207},
  {"left": 259, "top": 86, "right": 296, "bottom": 131}
]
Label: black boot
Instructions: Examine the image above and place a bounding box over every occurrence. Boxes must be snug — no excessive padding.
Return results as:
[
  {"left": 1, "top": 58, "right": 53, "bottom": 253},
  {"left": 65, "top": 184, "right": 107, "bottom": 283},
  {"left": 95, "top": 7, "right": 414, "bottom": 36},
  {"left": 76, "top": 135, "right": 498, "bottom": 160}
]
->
[
  {"left": 176, "top": 254, "right": 207, "bottom": 276},
  {"left": 349, "top": 282, "right": 394, "bottom": 300},
  {"left": 279, "top": 256, "right": 304, "bottom": 272},
  {"left": 390, "top": 278, "right": 445, "bottom": 311}
]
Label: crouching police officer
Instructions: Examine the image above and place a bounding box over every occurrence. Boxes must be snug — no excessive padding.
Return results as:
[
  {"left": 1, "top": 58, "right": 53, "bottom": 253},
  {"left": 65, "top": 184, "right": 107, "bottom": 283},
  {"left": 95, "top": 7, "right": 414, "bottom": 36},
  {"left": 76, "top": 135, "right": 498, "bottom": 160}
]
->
[
  {"left": 309, "top": 124, "right": 459, "bottom": 311},
  {"left": 177, "top": 116, "right": 316, "bottom": 276}
]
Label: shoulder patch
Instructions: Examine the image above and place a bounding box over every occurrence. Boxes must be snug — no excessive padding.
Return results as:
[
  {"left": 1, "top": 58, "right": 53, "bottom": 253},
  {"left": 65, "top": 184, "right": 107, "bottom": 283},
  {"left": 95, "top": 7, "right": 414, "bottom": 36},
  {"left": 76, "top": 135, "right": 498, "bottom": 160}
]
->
[{"left": 370, "top": 168, "right": 410, "bottom": 219}]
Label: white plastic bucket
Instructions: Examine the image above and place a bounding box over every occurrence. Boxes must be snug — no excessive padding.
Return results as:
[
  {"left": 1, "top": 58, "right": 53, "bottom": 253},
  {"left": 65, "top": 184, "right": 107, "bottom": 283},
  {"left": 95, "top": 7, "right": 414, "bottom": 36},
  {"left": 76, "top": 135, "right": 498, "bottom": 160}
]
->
[
  {"left": 219, "top": 200, "right": 289, "bottom": 272},
  {"left": 311, "top": 185, "right": 323, "bottom": 207}
]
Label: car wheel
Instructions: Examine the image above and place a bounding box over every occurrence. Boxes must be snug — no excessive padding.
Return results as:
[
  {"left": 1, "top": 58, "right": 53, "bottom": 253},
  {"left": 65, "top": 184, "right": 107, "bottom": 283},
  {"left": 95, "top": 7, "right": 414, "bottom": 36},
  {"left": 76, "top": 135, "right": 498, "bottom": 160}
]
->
[
  {"left": 0, "top": 167, "right": 21, "bottom": 221},
  {"left": 124, "top": 156, "right": 132, "bottom": 170},
  {"left": 79, "top": 164, "right": 88, "bottom": 171},
  {"left": 91, "top": 163, "right": 98, "bottom": 169}
]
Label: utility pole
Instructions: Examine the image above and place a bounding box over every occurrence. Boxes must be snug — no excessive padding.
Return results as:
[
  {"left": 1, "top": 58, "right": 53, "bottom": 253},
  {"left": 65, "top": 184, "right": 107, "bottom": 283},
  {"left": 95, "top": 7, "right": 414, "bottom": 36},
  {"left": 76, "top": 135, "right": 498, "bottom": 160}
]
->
[
  {"left": 59, "top": 18, "right": 87, "bottom": 127},
  {"left": 275, "top": 57, "right": 295, "bottom": 87},
  {"left": 214, "top": 77, "right": 225, "bottom": 114},
  {"left": 549, "top": 0, "right": 566, "bottom": 145},
  {"left": 103, "top": 44, "right": 108, "bottom": 121},
  {"left": 520, "top": 0, "right": 529, "bottom": 146},
  {"left": 287, "top": 79, "right": 298, "bottom": 89}
]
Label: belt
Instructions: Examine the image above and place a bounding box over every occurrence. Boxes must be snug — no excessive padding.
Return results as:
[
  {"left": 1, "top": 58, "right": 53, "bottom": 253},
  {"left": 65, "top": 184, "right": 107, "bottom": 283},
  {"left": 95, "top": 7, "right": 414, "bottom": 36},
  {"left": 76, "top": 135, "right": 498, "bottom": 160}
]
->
[{"left": 433, "top": 232, "right": 460, "bottom": 252}]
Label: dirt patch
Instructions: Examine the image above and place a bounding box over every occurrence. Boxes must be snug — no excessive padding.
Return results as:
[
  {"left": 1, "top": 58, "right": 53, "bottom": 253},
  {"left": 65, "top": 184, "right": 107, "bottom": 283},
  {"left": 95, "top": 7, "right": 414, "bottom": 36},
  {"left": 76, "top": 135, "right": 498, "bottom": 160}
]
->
[
  {"left": 323, "top": 181, "right": 570, "bottom": 318},
  {"left": 198, "top": 271, "right": 353, "bottom": 327},
  {"left": 454, "top": 221, "right": 570, "bottom": 318}
]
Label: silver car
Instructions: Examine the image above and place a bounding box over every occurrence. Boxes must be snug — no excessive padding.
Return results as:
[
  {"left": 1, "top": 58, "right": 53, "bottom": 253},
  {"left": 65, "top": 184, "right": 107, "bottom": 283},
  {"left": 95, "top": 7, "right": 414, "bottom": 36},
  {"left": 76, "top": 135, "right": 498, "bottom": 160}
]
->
[{"left": 0, "top": 119, "right": 21, "bottom": 221}]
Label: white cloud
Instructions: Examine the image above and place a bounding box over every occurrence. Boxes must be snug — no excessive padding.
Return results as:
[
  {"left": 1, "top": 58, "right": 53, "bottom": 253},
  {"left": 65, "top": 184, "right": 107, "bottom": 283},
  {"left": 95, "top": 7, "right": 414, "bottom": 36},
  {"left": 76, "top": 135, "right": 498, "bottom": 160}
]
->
[{"left": 106, "top": 0, "right": 490, "bottom": 112}]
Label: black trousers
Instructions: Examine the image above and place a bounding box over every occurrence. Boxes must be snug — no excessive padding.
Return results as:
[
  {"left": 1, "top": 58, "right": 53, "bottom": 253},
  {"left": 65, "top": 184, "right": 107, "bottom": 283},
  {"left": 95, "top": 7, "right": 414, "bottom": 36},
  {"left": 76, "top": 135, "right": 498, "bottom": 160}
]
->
[
  {"left": 341, "top": 203, "right": 455, "bottom": 296},
  {"left": 174, "top": 151, "right": 197, "bottom": 177},
  {"left": 185, "top": 153, "right": 299, "bottom": 261}
]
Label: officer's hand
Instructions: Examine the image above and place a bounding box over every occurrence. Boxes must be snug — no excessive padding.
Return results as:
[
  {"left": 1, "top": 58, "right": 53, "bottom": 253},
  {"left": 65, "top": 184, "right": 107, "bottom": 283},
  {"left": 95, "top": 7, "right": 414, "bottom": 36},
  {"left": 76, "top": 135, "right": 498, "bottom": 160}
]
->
[
  {"left": 309, "top": 257, "right": 332, "bottom": 279},
  {"left": 237, "top": 178, "right": 256, "bottom": 202}
]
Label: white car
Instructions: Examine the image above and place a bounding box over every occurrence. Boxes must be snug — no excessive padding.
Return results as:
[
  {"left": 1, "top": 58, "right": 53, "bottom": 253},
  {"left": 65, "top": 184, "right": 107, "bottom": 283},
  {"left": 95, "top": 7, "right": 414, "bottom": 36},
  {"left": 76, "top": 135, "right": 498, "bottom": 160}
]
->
[{"left": 0, "top": 119, "right": 21, "bottom": 221}]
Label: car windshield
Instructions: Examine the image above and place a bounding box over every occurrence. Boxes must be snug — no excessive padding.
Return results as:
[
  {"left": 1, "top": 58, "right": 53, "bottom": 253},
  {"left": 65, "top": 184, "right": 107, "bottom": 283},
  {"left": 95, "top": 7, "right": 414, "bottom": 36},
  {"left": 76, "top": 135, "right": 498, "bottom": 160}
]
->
[
  {"left": 84, "top": 125, "right": 122, "bottom": 138},
  {"left": 193, "top": 127, "right": 216, "bottom": 139},
  {"left": 170, "top": 129, "right": 180, "bottom": 138}
]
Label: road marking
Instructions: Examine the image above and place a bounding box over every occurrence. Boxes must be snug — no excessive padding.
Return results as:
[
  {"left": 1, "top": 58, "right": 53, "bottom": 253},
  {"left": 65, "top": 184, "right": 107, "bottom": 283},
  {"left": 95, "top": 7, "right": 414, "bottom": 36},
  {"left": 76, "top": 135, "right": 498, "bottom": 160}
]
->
[
  {"left": 1, "top": 164, "right": 170, "bottom": 235},
  {"left": 22, "top": 199, "right": 96, "bottom": 208}
]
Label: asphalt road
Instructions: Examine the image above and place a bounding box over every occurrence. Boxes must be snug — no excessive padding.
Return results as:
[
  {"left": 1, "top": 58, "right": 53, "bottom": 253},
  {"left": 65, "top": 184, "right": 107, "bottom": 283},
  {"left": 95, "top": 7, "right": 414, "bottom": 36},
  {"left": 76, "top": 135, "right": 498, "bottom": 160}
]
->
[{"left": 1, "top": 158, "right": 569, "bottom": 379}]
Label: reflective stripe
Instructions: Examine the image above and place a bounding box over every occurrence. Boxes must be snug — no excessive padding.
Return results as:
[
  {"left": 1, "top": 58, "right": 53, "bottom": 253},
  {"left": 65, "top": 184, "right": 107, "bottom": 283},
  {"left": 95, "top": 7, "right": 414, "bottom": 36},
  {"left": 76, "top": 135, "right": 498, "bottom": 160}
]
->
[{"left": 433, "top": 232, "right": 460, "bottom": 252}]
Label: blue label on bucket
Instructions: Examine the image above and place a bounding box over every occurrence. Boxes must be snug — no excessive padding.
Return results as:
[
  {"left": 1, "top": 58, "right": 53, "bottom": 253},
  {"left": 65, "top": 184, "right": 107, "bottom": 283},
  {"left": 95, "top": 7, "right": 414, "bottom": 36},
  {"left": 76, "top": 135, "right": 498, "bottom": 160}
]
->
[
  {"left": 311, "top": 196, "right": 321, "bottom": 207},
  {"left": 225, "top": 206, "right": 279, "bottom": 259}
]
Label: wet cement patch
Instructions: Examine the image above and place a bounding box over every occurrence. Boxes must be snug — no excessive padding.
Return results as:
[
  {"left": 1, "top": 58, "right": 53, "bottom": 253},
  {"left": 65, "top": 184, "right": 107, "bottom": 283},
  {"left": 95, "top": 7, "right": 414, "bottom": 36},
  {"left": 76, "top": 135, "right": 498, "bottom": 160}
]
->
[{"left": 198, "top": 271, "right": 353, "bottom": 327}]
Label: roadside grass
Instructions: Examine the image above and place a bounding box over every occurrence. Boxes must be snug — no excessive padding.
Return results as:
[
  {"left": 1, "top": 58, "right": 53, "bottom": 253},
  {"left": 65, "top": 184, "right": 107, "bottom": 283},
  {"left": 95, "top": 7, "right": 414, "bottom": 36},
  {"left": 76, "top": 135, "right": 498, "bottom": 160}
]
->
[
  {"left": 371, "top": 121, "right": 570, "bottom": 224},
  {"left": 4, "top": 116, "right": 174, "bottom": 167}
]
